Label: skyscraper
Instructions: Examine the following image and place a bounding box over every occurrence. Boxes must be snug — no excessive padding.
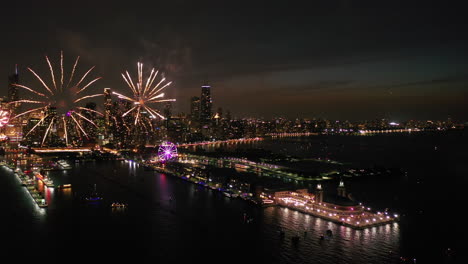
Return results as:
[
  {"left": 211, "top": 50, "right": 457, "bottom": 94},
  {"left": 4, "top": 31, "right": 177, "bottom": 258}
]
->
[
  {"left": 190, "top": 96, "right": 200, "bottom": 121},
  {"left": 8, "top": 65, "right": 20, "bottom": 110},
  {"left": 200, "top": 85, "right": 212, "bottom": 125},
  {"left": 104, "top": 88, "right": 112, "bottom": 126}
]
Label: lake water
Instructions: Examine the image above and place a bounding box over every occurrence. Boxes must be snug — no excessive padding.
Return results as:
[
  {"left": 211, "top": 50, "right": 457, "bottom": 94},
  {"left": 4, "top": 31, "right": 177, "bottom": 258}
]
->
[{"left": 2, "top": 131, "right": 464, "bottom": 263}]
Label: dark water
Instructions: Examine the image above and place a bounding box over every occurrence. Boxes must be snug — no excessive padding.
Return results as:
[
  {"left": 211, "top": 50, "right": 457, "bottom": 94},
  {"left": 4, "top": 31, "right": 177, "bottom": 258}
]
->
[{"left": 2, "top": 131, "right": 465, "bottom": 263}]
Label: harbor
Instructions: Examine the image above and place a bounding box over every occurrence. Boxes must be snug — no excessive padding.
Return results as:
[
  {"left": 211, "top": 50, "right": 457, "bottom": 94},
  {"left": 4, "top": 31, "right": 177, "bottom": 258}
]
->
[{"left": 0, "top": 163, "right": 49, "bottom": 208}]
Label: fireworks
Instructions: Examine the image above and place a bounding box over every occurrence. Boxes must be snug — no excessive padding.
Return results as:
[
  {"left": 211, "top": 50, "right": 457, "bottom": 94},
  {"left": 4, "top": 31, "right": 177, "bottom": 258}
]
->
[
  {"left": 9, "top": 51, "right": 103, "bottom": 146},
  {"left": 113, "top": 62, "right": 175, "bottom": 127},
  {"left": 0, "top": 109, "right": 10, "bottom": 127}
]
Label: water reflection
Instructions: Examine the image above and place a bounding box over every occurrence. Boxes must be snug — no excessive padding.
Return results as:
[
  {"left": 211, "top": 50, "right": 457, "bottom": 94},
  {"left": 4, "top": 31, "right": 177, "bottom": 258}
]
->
[
  {"left": 262, "top": 206, "right": 400, "bottom": 263},
  {"left": 2, "top": 159, "right": 402, "bottom": 263}
]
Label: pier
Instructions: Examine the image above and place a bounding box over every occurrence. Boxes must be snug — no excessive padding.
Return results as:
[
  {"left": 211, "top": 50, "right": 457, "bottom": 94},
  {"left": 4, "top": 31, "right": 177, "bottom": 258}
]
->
[
  {"left": 276, "top": 199, "right": 396, "bottom": 229},
  {"left": 4, "top": 166, "right": 49, "bottom": 208},
  {"left": 274, "top": 188, "right": 398, "bottom": 229}
]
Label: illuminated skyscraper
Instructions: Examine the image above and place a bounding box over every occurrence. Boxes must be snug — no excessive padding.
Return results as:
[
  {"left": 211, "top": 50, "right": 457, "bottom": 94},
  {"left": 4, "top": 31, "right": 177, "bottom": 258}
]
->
[{"left": 104, "top": 88, "right": 112, "bottom": 125}]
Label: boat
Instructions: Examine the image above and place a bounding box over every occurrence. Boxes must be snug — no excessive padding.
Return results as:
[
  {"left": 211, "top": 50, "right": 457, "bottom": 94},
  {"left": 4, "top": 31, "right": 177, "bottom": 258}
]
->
[
  {"left": 57, "top": 160, "right": 72, "bottom": 170},
  {"left": 57, "top": 184, "right": 72, "bottom": 189},
  {"left": 85, "top": 184, "right": 103, "bottom": 203},
  {"left": 111, "top": 202, "right": 127, "bottom": 208},
  {"left": 42, "top": 177, "right": 55, "bottom": 188},
  {"left": 85, "top": 195, "right": 103, "bottom": 203}
]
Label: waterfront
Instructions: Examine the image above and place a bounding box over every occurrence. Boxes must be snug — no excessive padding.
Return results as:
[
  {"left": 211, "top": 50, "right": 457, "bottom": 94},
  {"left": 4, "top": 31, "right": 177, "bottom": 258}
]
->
[
  {"left": 2, "top": 131, "right": 464, "bottom": 263},
  {"left": 1, "top": 160, "right": 401, "bottom": 263}
]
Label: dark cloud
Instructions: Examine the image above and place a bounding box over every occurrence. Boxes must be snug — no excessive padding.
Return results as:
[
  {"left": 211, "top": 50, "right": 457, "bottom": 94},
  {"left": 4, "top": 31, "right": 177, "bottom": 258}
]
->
[{"left": 1, "top": 1, "right": 468, "bottom": 120}]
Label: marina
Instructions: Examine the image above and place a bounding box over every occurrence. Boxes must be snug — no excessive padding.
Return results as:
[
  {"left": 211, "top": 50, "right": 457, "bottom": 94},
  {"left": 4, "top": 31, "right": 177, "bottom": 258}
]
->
[{"left": 0, "top": 165, "right": 49, "bottom": 208}]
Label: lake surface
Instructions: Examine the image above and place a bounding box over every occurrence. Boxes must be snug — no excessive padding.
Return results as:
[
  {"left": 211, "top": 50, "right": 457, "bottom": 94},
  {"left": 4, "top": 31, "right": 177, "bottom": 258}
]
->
[{"left": 2, "top": 131, "right": 464, "bottom": 263}]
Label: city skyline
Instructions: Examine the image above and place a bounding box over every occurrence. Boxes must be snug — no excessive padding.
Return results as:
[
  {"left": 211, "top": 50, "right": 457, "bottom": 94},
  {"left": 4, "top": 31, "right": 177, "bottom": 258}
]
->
[
  {"left": 0, "top": 3, "right": 463, "bottom": 262},
  {"left": 1, "top": 1, "right": 468, "bottom": 121}
]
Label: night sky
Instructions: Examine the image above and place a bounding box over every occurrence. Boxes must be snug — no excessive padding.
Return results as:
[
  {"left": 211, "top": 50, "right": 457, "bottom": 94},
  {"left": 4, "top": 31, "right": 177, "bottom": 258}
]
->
[{"left": 1, "top": 1, "right": 468, "bottom": 121}]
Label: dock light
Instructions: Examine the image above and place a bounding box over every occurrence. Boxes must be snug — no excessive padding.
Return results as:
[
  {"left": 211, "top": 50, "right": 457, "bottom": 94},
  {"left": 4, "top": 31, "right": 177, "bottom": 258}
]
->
[{"left": 394, "top": 214, "right": 398, "bottom": 218}]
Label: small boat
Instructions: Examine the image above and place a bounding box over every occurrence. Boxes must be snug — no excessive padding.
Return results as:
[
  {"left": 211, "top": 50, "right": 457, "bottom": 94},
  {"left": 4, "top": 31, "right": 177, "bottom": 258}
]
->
[
  {"left": 85, "top": 184, "right": 103, "bottom": 203},
  {"left": 111, "top": 202, "right": 127, "bottom": 208},
  {"left": 85, "top": 195, "right": 103, "bottom": 202},
  {"left": 43, "top": 177, "right": 55, "bottom": 188}
]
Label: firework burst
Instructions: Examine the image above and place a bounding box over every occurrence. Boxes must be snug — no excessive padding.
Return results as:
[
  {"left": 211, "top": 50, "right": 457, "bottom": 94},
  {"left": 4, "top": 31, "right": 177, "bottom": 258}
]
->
[
  {"left": 0, "top": 109, "right": 10, "bottom": 127},
  {"left": 113, "top": 62, "right": 175, "bottom": 127},
  {"left": 9, "top": 51, "right": 103, "bottom": 146}
]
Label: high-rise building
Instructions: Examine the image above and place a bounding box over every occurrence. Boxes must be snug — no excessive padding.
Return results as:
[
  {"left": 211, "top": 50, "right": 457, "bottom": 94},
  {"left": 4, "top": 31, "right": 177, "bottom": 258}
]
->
[
  {"left": 200, "top": 85, "right": 212, "bottom": 125},
  {"left": 164, "top": 101, "right": 172, "bottom": 128},
  {"left": 8, "top": 65, "right": 20, "bottom": 114},
  {"left": 164, "top": 101, "right": 172, "bottom": 119},
  {"left": 104, "top": 88, "right": 112, "bottom": 125},
  {"left": 190, "top": 96, "right": 200, "bottom": 121},
  {"left": 8, "top": 65, "right": 19, "bottom": 103},
  {"left": 83, "top": 102, "right": 97, "bottom": 140}
]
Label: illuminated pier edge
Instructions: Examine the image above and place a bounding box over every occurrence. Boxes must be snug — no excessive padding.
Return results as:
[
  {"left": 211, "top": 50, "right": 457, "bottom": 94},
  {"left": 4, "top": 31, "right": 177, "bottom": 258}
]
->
[
  {"left": 273, "top": 187, "right": 398, "bottom": 229},
  {"left": 32, "top": 148, "right": 92, "bottom": 153}
]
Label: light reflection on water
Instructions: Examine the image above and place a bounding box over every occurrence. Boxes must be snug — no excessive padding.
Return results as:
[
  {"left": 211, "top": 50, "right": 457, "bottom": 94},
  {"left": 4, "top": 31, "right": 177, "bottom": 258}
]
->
[
  {"left": 261, "top": 205, "right": 400, "bottom": 263},
  {"left": 1, "top": 159, "right": 403, "bottom": 263}
]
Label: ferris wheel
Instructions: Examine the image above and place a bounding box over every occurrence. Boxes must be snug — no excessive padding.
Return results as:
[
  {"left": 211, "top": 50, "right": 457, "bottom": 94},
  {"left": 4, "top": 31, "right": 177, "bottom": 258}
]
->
[{"left": 157, "top": 141, "right": 178, "bottom": 161}]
